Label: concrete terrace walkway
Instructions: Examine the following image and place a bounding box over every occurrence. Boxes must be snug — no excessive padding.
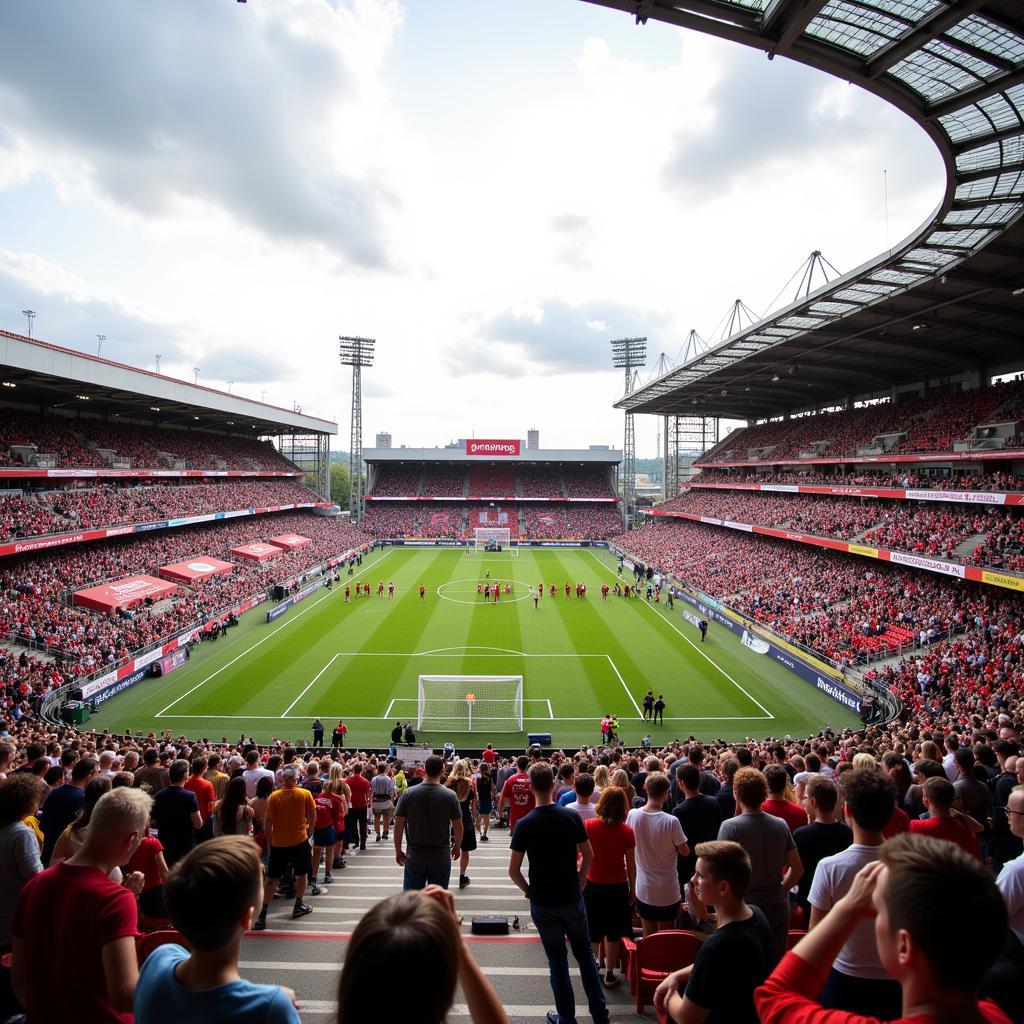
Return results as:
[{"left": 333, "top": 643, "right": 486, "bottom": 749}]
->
[{"left": 240, "top": 824, "right": 642, "bottom": 1022}]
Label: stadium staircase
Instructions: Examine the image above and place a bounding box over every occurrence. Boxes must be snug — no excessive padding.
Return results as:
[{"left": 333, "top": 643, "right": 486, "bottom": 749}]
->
[{"left": 240, "top": 824, "right": 638, "bottom": 1022}]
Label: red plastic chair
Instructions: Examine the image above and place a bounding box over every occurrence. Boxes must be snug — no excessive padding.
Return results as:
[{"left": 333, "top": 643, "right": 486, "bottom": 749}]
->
[
  {"left": 138, "top": 913, "right": 173, "bottom": 933},
  {"left": 136, "top": 929, "right": 190, "bottom": 966},
  {"left": 787, "top": 929, "right": 808, "bottom": 950},
  {"left": 620, "top": 930, "right": 705, "bottom": 1014}
]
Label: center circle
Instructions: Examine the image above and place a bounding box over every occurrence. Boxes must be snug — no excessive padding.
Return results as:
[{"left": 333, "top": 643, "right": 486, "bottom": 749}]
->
[{"left": 436, "top": 578, "right": 531, "bottom": 605}]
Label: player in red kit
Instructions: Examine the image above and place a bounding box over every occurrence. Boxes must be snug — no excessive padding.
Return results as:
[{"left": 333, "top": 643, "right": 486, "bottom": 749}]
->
[
  {"left": 364, "top": 582, "right": 370, "bottom": 596},
  {"left": 377, "top": 581, "right": 384, "bottom": 598},
  {"left": 419, "top": 584, "right": 426, "bottom": 602},
  {"left": 504, "top": 583, "right": 511, "bottom": 596},
  {"left": 538, "top": 582, "right": 543, "bottom": 598},
  {"left": 345, "top": 585, "right": 351, "bottom": 603},
  {"left": 549, "top": 583, "right": 556, "bottom": 598},
  {"left": 388, "top": 581, "right": 395, "bottom": 598},
  {"left": 565, "top": 581, "right": 571, "bottom": 599},
  {"left": 601, "top": 583, "right": 609, "bottom": 599}
]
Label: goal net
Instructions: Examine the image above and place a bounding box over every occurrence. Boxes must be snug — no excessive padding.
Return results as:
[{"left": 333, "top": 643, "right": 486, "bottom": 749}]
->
[
  {"left": 417, "top": 675, "right": 523, "bottom": 732},
  {"left": 471, "top": 527, "right": 517, "bottom": 555}
]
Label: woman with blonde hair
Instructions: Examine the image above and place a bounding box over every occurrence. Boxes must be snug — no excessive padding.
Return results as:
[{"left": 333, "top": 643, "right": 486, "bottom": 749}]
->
[
  {"left": 447, "top": 760, "right": 477, "bottom": 889},
  {"left": 593, "top": 764, "right": 611, "bottom": 793},
  {"left": 610, "top": 768, "right": 636, "bottom": 806},
  {"left": 327, "top": 762, "right": 352, "bottom": 870},
  {"left": 583, "top": 786, "right": 636, "bottom": 988}
]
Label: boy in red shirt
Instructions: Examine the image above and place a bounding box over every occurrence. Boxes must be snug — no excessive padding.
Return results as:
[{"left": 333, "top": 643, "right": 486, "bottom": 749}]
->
[
  {"left": 498, "top": 756, "right": 534, "bottom": 830},
  {"left": 184, "top": 757, "right": 216, "bottom": 840},
  {"left": 13, "top": 788, "right": 152, "bottom": 1024},
  {"left": 755, "top": 833, "right": 1010, "bottom": 1024},
  {"left": 908, "top": 777, "right": 982, "bottom": 859}
]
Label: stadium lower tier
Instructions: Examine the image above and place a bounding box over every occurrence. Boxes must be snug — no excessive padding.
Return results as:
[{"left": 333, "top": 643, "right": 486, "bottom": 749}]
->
[
  {"left": 369, "top": 462, "right": 615, "bottom": 500},
  {"left": 0, "top": 479, "right": 324, "bottom": 541},
  {"left": 0, "top": 512, "right": 368, "bottom": 709},
  {"left": 361, "top": 501, "right": 622, "bottom": 540},
  {"left": 611, "top": 519, "right": 1024, "bottom": 703},
  {"left": 694, "top": 467, "right": 1024, "bottom": 493},
  {"left": 653, "top": 490, "right": 1024, "bottom": 571}
]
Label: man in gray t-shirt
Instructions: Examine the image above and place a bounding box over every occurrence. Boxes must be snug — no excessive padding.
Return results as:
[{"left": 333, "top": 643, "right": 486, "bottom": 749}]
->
[
  {"left": 393, "top": 754, "right": 462, "bottom": 890},
  {"left": 717, "top": 767, "right": 802, "bottom": 965}
]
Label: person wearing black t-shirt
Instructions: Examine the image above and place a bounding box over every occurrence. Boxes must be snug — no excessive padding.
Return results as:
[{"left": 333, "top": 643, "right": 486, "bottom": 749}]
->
[
  {"left": 654, "top": 840, "right": 774, "bottom": 1024},
  {"left": 151, "top": 759, "right": 203, "bottom": 867},
  {"left": 793, "top": 776, "right": 852, "bottom": 916},
  {"left": 508, "top": 763, "right": 609, "bottom": 1024},
  {"left": 671, "top": 764, "right": 723, "bottom": 893}
]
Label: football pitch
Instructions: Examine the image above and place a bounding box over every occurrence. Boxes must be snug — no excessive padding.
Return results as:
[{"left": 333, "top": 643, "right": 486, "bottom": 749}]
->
[{"left": 98, "top": 547, "right": 861, "bottom": 748}]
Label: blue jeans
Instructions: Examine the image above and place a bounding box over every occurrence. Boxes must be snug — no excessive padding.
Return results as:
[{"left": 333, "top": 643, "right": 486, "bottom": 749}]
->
[
  {"left": 403, "top": 858, "right": 452, "bottom": 890},
  {"left": 531, "top": 897, "right": 609, "bottom": 1024}
]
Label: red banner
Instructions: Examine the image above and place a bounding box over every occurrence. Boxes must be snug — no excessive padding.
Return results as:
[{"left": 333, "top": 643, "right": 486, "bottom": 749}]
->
[{"left": 465, "top": 439, "right": 520, "bottom": 457}]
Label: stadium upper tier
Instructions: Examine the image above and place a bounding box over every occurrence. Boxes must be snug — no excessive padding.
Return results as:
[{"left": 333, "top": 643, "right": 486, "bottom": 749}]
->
[
  {"left": 697, "top": 377, "right": 1024, "bottom": 466},
  {"left": 0, "top": 407, "right": 299, "bottom": 473},
  {"left": 599, "top": 0, "right": 1024, "bottom": 424}
]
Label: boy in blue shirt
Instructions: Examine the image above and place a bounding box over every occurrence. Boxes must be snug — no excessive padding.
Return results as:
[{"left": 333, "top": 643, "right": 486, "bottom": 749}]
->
[{"left": 134, "top": 835, "right": 300, "bottom": 1022}]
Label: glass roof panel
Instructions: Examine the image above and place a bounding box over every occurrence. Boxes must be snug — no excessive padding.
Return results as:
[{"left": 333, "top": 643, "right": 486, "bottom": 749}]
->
[
  {"left": 944, "top": 202, "right": 1018, "bottom": 226},
  {"left": 890, "top": 49, "right": 985, "bottom": 101},
  {"left": 956, "top": 134, "right": 1024, "bottom": 173},
  {"left": 946, "top": 15, "right": 1024, "bottom": 64}
]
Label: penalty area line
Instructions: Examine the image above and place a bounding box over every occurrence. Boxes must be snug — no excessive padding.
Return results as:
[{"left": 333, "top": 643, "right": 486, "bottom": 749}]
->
[{"left": 155, "top": 547, "right": 393, "bottom": 718}]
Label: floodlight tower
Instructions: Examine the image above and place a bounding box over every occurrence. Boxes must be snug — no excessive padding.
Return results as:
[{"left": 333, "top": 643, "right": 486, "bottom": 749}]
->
[
  {"left": 339, "top": 335, "right": 375, "bottom": 523},
  {"left": 611, "top": 337, "right": 646, "bottom": 530}
]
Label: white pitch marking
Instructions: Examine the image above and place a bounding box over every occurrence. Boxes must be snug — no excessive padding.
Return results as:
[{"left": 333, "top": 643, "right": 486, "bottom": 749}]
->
[
  {"left": 155, "top": 548, "right": 392, "bottom": 717},
  {"left": 586, "top": 549, "right": 774, "bottom": 719},
  {"left": 546, "top": 699, "right": 553, "bottom": 718},
  {"left": 605, "top": 655, "right": 643, "bottom": 718},
  {"left": 416, "top": 645, "right": 527, "bottom": 656},
  {"left": 282, "top": 654, "right": 340, "bottom": 717}
]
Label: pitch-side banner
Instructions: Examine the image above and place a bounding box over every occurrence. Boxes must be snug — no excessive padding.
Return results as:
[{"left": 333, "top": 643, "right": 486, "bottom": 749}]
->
[{"left": 465, "top": 439, "right": 520, "bottom": 457}]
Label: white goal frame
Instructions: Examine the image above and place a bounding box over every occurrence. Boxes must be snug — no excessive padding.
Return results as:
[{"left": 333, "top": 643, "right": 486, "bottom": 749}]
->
[
  {"left": 471, "top": 527, "right": 517, "bottom": 555},
  {"left": 417, "top": 674, "right": 523, "bottom": 732}
]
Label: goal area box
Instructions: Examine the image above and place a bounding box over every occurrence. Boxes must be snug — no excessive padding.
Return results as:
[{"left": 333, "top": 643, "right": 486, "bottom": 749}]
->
[
  {"left": 470, "top": 527, "right": 517, "bottom": 555},
  {"left": 417, "top": 675, "right": 523, "bottom": 732}
]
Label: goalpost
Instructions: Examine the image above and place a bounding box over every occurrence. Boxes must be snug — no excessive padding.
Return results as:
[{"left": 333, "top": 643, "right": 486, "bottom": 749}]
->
[
  {"left": 417, "top": 675, "right": 523, "bottom": 732},
  {"left": 470, "top": 527, "right": 517, "bottom": 556}
]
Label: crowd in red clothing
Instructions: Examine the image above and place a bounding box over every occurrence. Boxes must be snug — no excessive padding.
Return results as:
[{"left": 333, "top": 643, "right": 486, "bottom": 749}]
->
[
  {"left": 655, "top": 489, "right": 1023, "bottom": 569},
  {"left": 0, "top": 513, "right": 368, "bottom": 709},
  {"left": 694, "top": 467, "right": 1024, "bottom": 493},
  {"left": 0, "top": 480, "right": 321, "bottom": 540},
  {"left": 613, "top": 518, "right": 1019, "bottom": 667},
  {"left": 701, "top": 378, "right": 1024, "bottom": 464},
  {"left": 0, "top": 408, "right": 297, "bottom": 471}
]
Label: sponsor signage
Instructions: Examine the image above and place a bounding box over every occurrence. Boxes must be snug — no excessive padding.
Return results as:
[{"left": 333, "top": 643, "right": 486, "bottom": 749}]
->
[
  {"left": 465, "top": 439, "right": 521, "bottom": 457},
  {"left": 155, "top": 647, "right": 189, "bottom": 676},
  {"left": 888, "top": 551, "right": 966, "bottom": 578},
  {"left": 673, "top": 588, "right": 862, "bottom": 714},
  {"left": 980, "top": 570, "right": 1024, "bottom": 591}
]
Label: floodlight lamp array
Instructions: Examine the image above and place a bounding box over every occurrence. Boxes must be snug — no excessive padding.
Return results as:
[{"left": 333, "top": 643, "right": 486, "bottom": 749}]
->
[
  {"left": 610, "top": 336, "right": 647, "bottom": 369},
  {"left": 338, "top": 336, "right": 376, "bottom": 367}
]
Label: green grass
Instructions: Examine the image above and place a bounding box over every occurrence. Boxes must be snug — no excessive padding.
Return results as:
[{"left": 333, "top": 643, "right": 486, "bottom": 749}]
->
[{"left": 97, "top": 547, "right": 861, "bottom": 748}]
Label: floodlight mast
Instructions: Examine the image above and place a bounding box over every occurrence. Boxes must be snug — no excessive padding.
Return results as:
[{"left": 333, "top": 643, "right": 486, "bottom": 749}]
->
[
  {"left": 339, "top": 336, "right": 375, "bottom": 524},
  {"left": 611, "top": 337, "right": 646, "bottom": 530}
]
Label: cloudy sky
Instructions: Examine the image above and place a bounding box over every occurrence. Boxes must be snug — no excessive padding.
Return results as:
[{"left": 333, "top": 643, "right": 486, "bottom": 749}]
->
[{"left": 0, "top": 0, "right": 944, "bottom": 456}]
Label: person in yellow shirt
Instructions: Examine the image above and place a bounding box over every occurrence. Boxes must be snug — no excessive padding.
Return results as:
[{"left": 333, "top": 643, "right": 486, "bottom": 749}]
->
[{"left": 254, "top": 766, "right": 318, "bottom": 929}]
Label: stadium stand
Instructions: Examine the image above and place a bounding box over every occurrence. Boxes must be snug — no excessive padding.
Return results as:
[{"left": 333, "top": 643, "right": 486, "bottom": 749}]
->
[
  {"left": 0, "top": 480, "right": 322, "bottom": 540},
  {"left": 699, "top": 379, "right": 1024, "bottom": 465},
  {"left": 0, "top": 409, "right": 298, "bottom": 471},
  {"left": 693, "top": 468, "right": 1024, "bottom": 493}
]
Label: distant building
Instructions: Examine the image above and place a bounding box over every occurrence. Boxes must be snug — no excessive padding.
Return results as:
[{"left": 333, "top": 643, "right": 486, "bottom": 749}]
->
[
  {"left": 527, "top": 429, "right": 539, "bottom": 450},
  {"left": 375, "top": 432, "right": 392, "bottom": 449}
]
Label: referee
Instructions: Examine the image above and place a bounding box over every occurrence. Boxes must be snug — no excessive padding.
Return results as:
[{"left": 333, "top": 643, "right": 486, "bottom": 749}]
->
[{"left": 653, "top": 694, "right": 665, "bottom": 724}]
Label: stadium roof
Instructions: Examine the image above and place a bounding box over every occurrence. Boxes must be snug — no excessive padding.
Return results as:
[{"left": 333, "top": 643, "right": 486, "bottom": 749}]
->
[
  {"left": 364, "top": 447, "right": 622, "bottom": 464},
  {"left": 595, "top": 0, "right": 1024, "bottom": 422},
  {"left": 0, "top": 329, "right": 337, "bottom": 436}
]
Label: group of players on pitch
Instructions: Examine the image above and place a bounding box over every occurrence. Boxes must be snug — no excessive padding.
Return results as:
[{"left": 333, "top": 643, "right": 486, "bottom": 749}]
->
[{"left": 343, "top": 579, "right": 396, "bottom": 603}]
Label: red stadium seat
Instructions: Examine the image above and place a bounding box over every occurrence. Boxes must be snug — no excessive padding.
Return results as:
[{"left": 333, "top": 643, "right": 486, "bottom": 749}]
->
[{"left": 621, "top": 930, "right": 704, "bottom": 1014}]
